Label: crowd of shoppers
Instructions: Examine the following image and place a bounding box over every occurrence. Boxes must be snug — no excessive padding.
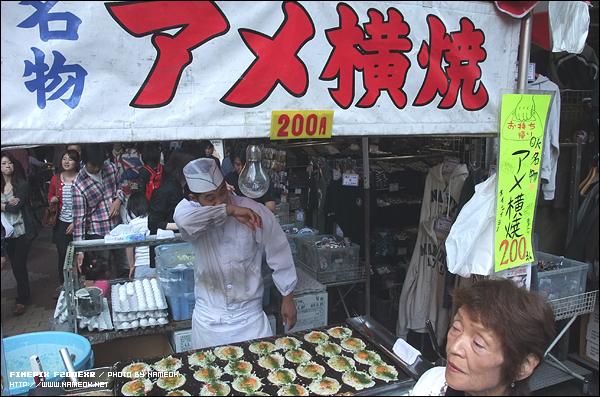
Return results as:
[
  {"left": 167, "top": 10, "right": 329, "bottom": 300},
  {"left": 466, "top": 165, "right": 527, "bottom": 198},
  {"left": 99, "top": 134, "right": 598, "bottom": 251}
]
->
[{"left": 0, "top": 140, "right": 221, "bottom": 315}]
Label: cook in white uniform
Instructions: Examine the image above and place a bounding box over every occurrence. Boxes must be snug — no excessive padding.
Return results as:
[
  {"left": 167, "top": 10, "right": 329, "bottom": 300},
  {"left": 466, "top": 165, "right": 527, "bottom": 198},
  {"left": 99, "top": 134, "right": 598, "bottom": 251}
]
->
[{"left": 173, "top": 158, "right": 298, "bottom": 349}]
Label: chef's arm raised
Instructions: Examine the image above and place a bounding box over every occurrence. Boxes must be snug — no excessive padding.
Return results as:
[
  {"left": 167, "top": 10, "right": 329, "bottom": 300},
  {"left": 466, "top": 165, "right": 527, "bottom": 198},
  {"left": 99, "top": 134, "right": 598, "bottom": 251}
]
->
[{"left": 174, "top": 200, "right": 228, "bottom": 239}]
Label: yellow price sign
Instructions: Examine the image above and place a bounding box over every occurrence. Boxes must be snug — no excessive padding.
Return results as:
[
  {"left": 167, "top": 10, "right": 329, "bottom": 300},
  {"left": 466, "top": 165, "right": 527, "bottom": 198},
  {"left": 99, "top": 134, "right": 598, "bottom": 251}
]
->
[
  {"left": 270, "top": 110, "right": 333, "bottom": 140},
  {"left": 494, "top": 93, "right": 552, "bottom": 272}
]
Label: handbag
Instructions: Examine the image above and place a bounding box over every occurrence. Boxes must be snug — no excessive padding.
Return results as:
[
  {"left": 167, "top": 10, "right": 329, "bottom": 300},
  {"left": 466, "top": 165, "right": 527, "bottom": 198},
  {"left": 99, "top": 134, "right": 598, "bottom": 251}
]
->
[{"left": 41, "top": 173, "right": 60, "bottom": 228}]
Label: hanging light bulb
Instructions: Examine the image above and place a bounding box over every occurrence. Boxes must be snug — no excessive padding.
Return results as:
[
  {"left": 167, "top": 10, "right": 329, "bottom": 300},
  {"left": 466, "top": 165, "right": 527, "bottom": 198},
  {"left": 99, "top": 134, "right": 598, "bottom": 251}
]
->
[{"left": 239, "top": 144, "right": 270, "bottom": 198}]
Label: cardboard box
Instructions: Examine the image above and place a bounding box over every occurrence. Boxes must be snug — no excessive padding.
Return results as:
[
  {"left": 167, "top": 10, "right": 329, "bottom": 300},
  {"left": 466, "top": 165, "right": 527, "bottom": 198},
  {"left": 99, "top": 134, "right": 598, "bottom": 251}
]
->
[
  {"left": 585, "top": 340, "right": 599, "bottom": 364},
  {"left": 105, "top": 224, "right": 146, "bottom": 243},
  {"left": 286, "top": 291, "right": 328, "bottom": 333},
  {"left": 586, "top": 302, "right": 599, "bottom": 345},
  {"left": 580, "top": 306, "right": 600, "bottom": 366},
  {"left": 91, "top": 334, "right": 173, "bottom": 367},
  {"left": 170, "top": 328, "right": 193, "bottom": 353},
  {"left": 104, "top": 233, "right": 145, "bottom": 243}
]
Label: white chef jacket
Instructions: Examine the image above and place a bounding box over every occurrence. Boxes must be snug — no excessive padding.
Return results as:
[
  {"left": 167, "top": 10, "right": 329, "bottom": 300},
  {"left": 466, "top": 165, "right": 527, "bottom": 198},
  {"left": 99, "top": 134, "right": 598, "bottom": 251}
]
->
[{"left": 173, "top": 194, "right": 297, "bottom": 348}]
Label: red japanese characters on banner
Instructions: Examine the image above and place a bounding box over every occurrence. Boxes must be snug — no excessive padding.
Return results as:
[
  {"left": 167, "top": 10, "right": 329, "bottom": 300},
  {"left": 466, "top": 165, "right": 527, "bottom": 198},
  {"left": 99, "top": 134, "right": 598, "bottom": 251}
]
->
[
  {"left": 106, "top": 1, "right": 229, "bottom": 108},
  {"left": 2, "top": 1, "right": 522, "bottom": 145},
  {"left": 221, "top": 1, "right": 315, "bottom": 107},
  {"left": 320, "top": 4, "right": 412, "bottom": 109},
  {"left": 414, "top": 15, "right": 488, "bottom": 110}
]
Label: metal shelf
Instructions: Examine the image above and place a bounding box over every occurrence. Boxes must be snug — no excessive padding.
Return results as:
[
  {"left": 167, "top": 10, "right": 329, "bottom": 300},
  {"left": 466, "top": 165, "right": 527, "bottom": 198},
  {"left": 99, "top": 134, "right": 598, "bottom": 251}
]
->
[
  {"left": 62, "top": 235, "right": 186, "bottom": 339},
  {"left": 539, "top": 290, "right": 599, "bottom": 394},
  {"left": 530, "top": 359, "right": 592, "bottom": 392},
  {"left": 550, "top": 290, "right": 597, "bottom": 321}
]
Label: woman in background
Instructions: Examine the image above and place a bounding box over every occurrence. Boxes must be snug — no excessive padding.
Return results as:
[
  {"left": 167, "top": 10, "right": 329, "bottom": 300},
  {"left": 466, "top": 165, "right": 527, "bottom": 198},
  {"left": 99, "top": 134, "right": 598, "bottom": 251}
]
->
[
  {"left": 147, "top": 147, "right": 201, "bottom": 269},
  {"left": 48, "top": 149, "right": 80, "bottom": 290},
  {"left": 1, "top": 151, "right": 37, "bottom": 315}
]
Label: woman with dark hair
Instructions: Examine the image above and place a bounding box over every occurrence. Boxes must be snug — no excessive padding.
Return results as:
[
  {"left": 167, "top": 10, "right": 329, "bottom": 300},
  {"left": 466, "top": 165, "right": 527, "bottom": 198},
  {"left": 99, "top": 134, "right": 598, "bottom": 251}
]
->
[
  {"left": 199, "top": 140, "right": 220, "bottom": 169},
  {"left": 412, "top": 277, "right": 556, "bottom": 396},
  {"left": 224, "top": 141, "right": 276, "bottom": 213},
  {"left": 147, "top": 147, "right": 201, "bottom": 268},
  {"left": 1, "top": 151, "right": 38, "bottom": 315},
  {"left": 48, "top": 149, "right": 81, "bottom": 288}
]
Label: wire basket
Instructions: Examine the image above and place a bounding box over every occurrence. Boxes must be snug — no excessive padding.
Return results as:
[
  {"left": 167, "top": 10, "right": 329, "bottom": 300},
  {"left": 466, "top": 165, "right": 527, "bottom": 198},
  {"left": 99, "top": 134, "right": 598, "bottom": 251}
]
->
[
  {"left": 559, "top": 89, "right": 594, "bottom": 141},
  {"left": 296, "top": 259, "right": 365, "bottom": 287},
  {"left": 389, "top": 282, "right": 403, "bottom": 309},
  {"left": 549, "top": 290, "right": 597, "bottom": 321}
]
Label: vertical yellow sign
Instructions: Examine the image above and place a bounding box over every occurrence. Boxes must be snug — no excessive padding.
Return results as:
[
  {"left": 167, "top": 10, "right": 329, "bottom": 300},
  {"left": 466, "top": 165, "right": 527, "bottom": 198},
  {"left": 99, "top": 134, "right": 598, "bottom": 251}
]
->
[{"left": 495, "top": 94, "right": 551, "bottom": 272}]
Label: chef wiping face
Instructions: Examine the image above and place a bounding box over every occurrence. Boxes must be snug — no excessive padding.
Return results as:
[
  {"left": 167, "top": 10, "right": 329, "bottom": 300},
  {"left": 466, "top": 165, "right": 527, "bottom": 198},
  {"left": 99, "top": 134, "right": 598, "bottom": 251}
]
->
[{"left": 184, "top": 158, "right": 228, "bottom": 206}]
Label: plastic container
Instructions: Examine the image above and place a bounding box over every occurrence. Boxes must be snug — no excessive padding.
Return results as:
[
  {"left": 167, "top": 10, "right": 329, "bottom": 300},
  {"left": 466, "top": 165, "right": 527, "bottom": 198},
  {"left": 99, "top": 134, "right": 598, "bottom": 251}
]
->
[
  {"left": 533, "top": 252, "right": 589, "bottom": 301},
  {"left": 282, "top": 227, "right": 319, "bottom": 256},
  {"left": 275, "top": 203, "right": 291, "bottom": 224},
  {"left": 4, "top": 331, "right": 94, "bottom": 396},
  {"left": 155, "top": 243, "right": 195, "bottom": 299},
  {"left": 1, "top": 327, "right": 9, "bottom": 397},
  {"left": 296, "top": 235, "right": 360, "bottom": 284}
]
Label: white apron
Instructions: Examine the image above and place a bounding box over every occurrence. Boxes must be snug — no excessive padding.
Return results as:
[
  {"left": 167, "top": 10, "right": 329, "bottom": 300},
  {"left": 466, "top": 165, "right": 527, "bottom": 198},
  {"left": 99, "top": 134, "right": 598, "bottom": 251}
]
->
[{"left": 191, "top": 300, "right": 272, "bottom": 349}]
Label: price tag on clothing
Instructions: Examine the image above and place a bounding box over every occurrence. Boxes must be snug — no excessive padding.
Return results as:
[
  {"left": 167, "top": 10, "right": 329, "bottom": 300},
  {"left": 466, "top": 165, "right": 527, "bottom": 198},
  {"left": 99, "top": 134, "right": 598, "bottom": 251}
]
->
[
  {"left": 296, "top": 210, "right": 305, "bottom": 221},
  {"left": 489, "top": 164, "right": 497, "bottom": 176},
  {"left": 333, "top": 169, "right": 341, "bottom": 181},
  {"left": 281, "top": 195, "right": 287, "bottom": 204},
  {"left": 295, "top": 188, "right": 302, "bottom": 195},
  {"left": 434, "top": 215, "right": 454, "bottom": 234},
  {"left": 442, "top": 156, "right": 460, "bottom": 174},
  {"left": 389, "top": 183, "right": 399, "bottom": 192},
  {"left": 342, "top": 173, "right": 359, "bottom": 187}
]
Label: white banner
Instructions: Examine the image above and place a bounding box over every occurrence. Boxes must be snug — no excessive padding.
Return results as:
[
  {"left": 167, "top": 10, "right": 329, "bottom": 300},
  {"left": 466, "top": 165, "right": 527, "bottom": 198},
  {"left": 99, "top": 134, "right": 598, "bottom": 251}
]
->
[{"left": 1, "top": 1, "right": 520, "bottom": 146}]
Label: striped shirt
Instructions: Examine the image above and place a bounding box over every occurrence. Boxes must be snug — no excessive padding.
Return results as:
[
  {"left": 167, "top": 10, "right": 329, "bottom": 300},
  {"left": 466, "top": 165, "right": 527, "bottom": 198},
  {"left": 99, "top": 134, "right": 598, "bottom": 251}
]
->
[
  {"left": 58, "top": 181, "right": 73, "bottom": 223},
  {"left": 72, "top": 162, "right": 125, "bottom": 241}
]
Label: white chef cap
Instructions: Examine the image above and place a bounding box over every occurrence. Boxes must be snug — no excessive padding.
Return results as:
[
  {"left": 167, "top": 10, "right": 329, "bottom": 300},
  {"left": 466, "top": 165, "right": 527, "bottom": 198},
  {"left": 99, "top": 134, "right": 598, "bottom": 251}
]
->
[{"left": 183, "top": 158, "right": 224, "bottom": 193}]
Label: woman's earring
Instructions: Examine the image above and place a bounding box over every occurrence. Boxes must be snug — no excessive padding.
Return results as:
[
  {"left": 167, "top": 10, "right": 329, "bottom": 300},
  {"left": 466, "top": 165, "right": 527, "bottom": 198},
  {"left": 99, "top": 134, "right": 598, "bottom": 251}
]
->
[{"left": 511, "top": 381, "right": 515, "bottom": 388}]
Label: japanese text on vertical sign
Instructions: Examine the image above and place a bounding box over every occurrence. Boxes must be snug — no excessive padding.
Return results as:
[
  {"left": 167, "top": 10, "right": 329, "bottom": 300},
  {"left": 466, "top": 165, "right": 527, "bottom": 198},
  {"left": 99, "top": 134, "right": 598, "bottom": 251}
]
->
[{"left": 495, "top": 94, "right": 552, "bottom": 272}]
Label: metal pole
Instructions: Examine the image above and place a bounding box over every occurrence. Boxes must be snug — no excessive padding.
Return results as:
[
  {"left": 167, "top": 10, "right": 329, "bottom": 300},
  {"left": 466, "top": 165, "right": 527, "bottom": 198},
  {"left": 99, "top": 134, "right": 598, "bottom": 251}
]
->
[
  {"left": 517, "top": 11, "right": 533, "bottom": 91},
  {"left": 362, "top": 137, "right": 371, "bottom": 316}
]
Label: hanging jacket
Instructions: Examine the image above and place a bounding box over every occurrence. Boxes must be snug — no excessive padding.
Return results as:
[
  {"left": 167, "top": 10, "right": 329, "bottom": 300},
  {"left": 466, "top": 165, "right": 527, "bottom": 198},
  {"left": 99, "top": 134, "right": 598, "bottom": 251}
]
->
[
  {"left": 397, "top": 163, "right": 468, "bottom": 346},
  {"left": 528, "top": 74, "right": 561, "bottom": 201}
]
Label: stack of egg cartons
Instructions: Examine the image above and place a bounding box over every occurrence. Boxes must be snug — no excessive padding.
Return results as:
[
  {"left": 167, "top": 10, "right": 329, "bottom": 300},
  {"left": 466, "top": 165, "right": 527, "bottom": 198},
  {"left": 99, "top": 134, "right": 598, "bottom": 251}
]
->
[
  {"left": 155, "top": 243, "right": 196, "bottom": 321},
  {"left": 111, "top": 278, "right": 169, "bottom": 330}
]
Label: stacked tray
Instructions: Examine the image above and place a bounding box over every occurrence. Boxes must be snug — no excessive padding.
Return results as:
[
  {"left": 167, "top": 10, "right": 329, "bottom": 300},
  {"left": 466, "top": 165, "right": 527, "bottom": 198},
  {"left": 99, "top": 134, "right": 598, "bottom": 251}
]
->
[
  {"left": 113, "top": 323, "right": 411, "bottom": 396},
  {"left": 78, "top": 297, "right": 114, "bottom": 332},
  {"left": 111, "top": 279, "right": 169, "bottom": 331}
]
